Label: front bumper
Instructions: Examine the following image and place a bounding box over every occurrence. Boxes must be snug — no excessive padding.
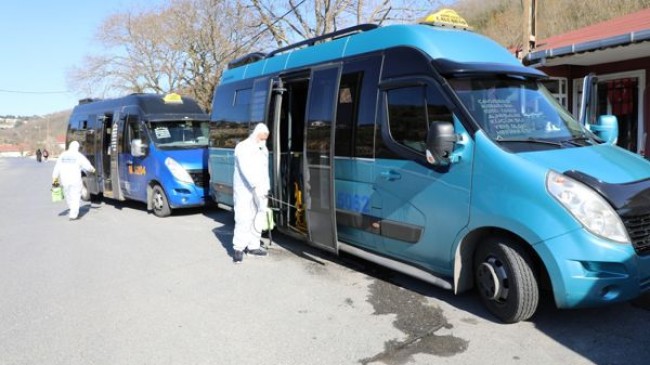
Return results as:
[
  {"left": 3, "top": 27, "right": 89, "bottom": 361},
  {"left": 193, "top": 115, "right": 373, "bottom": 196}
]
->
[
  {"left": 166, "top": 182, "right": 206, "bottom": 208},
  {"left": 535, "top": 228, "right": 650, "bottom": 309}
]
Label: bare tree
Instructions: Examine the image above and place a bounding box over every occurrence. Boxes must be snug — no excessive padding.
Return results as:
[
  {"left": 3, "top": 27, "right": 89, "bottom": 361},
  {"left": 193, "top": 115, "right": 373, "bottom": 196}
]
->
[
  {"left": 246, "top": 0, "right": 442, "bottom": 47},
  {"left": 67, "top": 0, "right": 258, "bottom": 111},
  {"left": 167, "top": 0, "right": 261, "bottom": 110}
]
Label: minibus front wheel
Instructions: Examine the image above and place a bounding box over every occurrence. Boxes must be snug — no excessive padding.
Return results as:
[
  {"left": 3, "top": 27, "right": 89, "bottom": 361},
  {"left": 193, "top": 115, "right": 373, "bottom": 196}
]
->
[
  {"left": 151, "top": 184, "right": 171, "bottom": 217},
  {"left": 474, "top": 237, "right": 539, "bottom": 323}
]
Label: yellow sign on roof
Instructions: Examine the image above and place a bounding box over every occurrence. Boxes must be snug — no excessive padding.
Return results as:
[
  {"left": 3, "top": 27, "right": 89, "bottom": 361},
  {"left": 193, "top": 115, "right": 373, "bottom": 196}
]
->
[
  {"left": 420, "top": 9, "right": 471, "bottom": 30},
  {"left": 163, "top": 93, "right": 183, "bottom": 104}
]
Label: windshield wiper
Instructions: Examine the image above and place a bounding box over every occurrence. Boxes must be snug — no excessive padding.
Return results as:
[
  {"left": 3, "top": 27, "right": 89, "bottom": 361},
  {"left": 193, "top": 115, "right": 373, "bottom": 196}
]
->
[
  {"left": 495, "top": 137, "right": 563, "bottom": 147},
  {"left": 560, "top": 135, "right": 593, "bottom": 146}
]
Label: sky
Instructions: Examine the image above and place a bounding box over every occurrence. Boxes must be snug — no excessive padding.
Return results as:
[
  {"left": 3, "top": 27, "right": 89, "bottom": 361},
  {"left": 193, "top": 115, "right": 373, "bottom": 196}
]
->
[{"left": 0, "top": 1, "right": 163, "bottom": 117}]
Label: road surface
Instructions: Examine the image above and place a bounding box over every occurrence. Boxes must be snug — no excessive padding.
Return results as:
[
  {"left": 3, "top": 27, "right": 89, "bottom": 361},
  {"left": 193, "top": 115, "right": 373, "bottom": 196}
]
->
[{"left": 1, "top": 157, "right": 649, "bottom": 365}]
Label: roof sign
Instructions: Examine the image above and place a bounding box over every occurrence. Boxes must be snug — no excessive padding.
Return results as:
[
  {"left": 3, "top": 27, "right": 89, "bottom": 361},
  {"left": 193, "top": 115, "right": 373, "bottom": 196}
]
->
[
  {"left": 420, "top": 9, "right": 471, "bottom": 30},
  {"left": 163, "top": 93, "right": 183, "bottom": 104}
]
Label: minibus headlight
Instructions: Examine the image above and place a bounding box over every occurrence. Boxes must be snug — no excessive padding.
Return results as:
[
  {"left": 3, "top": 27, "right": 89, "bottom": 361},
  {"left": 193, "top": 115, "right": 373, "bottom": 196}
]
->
[
  {"left": 165, "top": 157, "right": 193, "bottom": 183},
  {"left": 546, "top": 170, "right": 629, "bottom": 243}
]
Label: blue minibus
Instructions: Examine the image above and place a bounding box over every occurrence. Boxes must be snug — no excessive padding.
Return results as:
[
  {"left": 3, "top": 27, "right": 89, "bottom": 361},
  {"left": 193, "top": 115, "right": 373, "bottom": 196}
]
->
[
  {"left": 207, "top": 11, "right": 650, "bottom": 322},
  {"left": 67, "top": 93, "right": 210, "bottom": 217}
]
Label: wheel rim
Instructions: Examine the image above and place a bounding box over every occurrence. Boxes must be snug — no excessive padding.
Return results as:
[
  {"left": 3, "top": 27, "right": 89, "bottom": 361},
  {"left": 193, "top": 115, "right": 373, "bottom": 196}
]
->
[
  {"left": 153, "top": 190, "right": 164, "bottom": 211},
  {"left": 477, "top": 257, "right": 509, "bottom": 303}
]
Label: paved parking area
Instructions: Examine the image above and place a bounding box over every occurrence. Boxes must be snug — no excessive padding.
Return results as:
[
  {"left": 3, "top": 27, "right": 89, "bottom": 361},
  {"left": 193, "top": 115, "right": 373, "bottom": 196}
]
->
[{"left": 1, "top": 157, "right": 650, "bottom": 365}]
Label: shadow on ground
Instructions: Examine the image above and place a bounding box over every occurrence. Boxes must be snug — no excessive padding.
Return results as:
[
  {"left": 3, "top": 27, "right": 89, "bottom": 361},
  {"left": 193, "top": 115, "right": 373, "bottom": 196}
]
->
[{"left": 203, "top": 206, "right": 650, "bottom": 365}]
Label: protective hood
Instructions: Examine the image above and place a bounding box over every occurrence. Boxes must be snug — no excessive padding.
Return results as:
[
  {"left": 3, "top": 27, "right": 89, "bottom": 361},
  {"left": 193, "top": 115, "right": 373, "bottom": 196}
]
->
[
  {"left": 68, "top": 141, "right": 80, "bottom": 152},
  {"left": 249, "top": 123, "right": 269, "bottom": 141}
]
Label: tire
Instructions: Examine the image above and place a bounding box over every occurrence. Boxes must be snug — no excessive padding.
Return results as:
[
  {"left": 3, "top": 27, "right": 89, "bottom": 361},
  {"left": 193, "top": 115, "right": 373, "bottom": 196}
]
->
[
  {"left": 474, "top": 237, "right": 539, "bottom": 323},
  {"left": 151, "top": 185, "right": 171, "bottom": 217}
]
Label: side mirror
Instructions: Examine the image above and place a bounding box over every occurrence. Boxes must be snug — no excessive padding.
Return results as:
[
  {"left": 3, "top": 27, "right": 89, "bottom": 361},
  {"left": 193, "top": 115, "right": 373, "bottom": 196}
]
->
[
  {"left": 425, "top": 121, "right": 457, "bottom": 166},
  {"left": 587, "top": 115, "right": 619, "bottom": 145},
  {"left": 579, "top": 73, "right": 598, "bottom": 125},
  {"left": 131, "top": 139, "right": 148, "bottom": 157}
]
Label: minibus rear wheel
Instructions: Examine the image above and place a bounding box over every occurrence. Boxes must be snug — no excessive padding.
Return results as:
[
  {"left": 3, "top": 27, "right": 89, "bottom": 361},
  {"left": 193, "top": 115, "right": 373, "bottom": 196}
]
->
[
  {"left": 474, "top": 237, "right": 539, "bottom": 323},
  {"left": 151, "top": 184, "right": 171, "bottom": 217}
]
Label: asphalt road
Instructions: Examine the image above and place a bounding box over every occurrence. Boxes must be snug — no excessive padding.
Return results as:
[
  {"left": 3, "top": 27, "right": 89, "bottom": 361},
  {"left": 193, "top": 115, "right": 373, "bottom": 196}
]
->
[{"left": 1, "top": 157, "right": 650, "bottom": 365}]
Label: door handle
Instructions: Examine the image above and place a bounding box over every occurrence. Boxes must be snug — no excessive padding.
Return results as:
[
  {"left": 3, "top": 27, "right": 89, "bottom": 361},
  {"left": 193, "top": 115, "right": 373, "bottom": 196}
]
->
[{"left": 380, "top": 170, "right": 401, "bottom": 181}]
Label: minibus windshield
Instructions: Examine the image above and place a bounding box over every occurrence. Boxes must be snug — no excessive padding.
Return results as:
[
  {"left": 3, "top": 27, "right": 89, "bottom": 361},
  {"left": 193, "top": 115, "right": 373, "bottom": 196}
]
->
[
  {"left": 449, "top": 76, "right": 594, "bottom": 149},
  {"left": 147, "top": 120, "right": 210, "bottom": 149}
]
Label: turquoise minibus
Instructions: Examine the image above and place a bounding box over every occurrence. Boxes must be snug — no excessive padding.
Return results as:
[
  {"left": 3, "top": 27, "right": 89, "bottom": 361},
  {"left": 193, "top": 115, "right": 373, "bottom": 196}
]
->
[{"left": 207, "top": 11, "right": 650, "bottom": 322}]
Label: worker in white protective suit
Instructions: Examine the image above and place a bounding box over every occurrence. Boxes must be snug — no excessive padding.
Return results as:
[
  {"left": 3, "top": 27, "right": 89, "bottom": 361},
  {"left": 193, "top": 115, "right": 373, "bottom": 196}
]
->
[
  {"left": 232, "top": 123, "right": 270, "bottom": 263},
  {"left": 52, "top": 141, "right": 96, "bottom": 220}
]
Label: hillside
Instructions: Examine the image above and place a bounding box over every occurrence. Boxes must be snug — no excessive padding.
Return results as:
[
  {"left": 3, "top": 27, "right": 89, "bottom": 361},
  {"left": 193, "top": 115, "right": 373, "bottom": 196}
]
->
[
  {"left": 457, "top": 0, "right": 650, "bottom": 49},
  {"left": 0, "top": 110, "right": 70, "bottom": 155}
]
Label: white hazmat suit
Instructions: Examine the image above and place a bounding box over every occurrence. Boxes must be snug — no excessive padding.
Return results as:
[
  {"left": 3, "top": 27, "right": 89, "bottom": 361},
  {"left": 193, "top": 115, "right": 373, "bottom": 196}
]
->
[
  {"left": 52, "top": 141, "right": 96, "bottom": 220},
  {"left": 232, "top": 123, "right": 270, "bottom": 256}
]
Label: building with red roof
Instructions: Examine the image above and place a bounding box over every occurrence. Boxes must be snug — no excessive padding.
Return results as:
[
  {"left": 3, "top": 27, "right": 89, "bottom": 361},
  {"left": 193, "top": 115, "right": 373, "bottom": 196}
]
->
[
  {"left": 524, "top": 8, "right": 650, "bottom": 155},
  {"left": 0, "top": 144, "right": 25, "bottom": 157}
]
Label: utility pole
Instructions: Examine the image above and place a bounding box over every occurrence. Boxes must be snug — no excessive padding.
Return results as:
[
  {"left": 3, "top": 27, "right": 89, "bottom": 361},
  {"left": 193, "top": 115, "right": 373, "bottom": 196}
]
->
[{"left": 520, "top": 0, "right": 537, "bottom": 60}]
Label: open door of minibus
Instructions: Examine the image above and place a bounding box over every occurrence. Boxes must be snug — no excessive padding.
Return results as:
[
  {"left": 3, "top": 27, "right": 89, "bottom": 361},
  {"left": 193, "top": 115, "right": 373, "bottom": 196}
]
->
[
  {"left": 303, "top": 65, "right": 341, "bottom": 253},
  {"left": 105, "top": 114, "right": 124, "bottom": 200}
]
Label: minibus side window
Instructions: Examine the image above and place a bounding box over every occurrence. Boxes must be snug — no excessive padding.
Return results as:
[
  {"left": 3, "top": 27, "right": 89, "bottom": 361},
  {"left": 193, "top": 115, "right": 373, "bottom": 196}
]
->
[
  {"left": 383, "top": 47, "right": 432, "bottom": 79},
  {"left": 235, "top": 88, "right": 252, "bottom": 107},
  {"left": 387, "top": 87, "right": 428, "bottom": 153},
  {"left": 335, "top": 73, "right": 361, "bottom": 157},
  {"left": 250, "top": 78, "right": 270, "bottom": 124},
  {"left": 84, "top": 114, "right": 97, "bottom": 154},
  {"left": 306, "top": 67, "right": 339, "bottom": 165},
  {"left": 210, "top": 81, "right": 252, "bottom": 148},
  {"left": 386, "top": 85, "right": 454, "bottom": 155},
  {"left": 124, "top": 116, "right": 142, "bottom": 154},
  {"left": 335, "top": 55, "right": 381, "bottom": 158},
  {"left": 426, "top": 86, "right": 454, "bottom": 128}
]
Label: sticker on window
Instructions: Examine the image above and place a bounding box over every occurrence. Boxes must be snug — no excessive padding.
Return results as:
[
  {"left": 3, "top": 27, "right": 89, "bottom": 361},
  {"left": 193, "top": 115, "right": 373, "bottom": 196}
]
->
[{"left": 155, "top": 127, "right": 171, "bottom": 139}]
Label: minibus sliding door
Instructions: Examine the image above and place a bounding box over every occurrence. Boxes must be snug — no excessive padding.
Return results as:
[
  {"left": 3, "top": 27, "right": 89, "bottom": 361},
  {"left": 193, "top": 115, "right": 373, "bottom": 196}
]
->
[
  {"left": 303, "top": 65, "right": 341, "bottom": 253},
  {"left": 107, "top": 114, "right": 124, "bottom": 200},
  {"left": 101, "top": 113, "right": 116, "bottom": 198}
]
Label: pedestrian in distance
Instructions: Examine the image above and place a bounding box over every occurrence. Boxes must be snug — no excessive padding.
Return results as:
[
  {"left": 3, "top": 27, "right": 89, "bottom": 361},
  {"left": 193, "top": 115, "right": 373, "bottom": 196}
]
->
[
  {"left": 51, "top": 141, "right": 96, "bottom": 220},
  {"left": 232, "top": 123, "right": 270, "bottom": 263},
  {"left": 42, "top": 149, "right": 49, "bottom": 161},
  {"left": 35, "top": 148, "right": 42, "bottom": 163}
]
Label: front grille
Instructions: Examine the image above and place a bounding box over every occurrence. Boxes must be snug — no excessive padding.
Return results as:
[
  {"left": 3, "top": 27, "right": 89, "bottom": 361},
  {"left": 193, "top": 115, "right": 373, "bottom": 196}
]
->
[
  {"left": 622, "top": 213, "right": 650, "bottom": 255},
  {"left": 188, "top": 169, "right": 209, "bottom": 188}
]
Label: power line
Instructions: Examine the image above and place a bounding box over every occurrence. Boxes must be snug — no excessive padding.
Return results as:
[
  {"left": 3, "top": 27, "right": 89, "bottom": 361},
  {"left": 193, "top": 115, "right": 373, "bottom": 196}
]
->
[
  {"left": 225, "top": 0, "right": 308, "bottom": 60},
  {"left": 0, "top": 88, "right": 70, "bottom": 94}
]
